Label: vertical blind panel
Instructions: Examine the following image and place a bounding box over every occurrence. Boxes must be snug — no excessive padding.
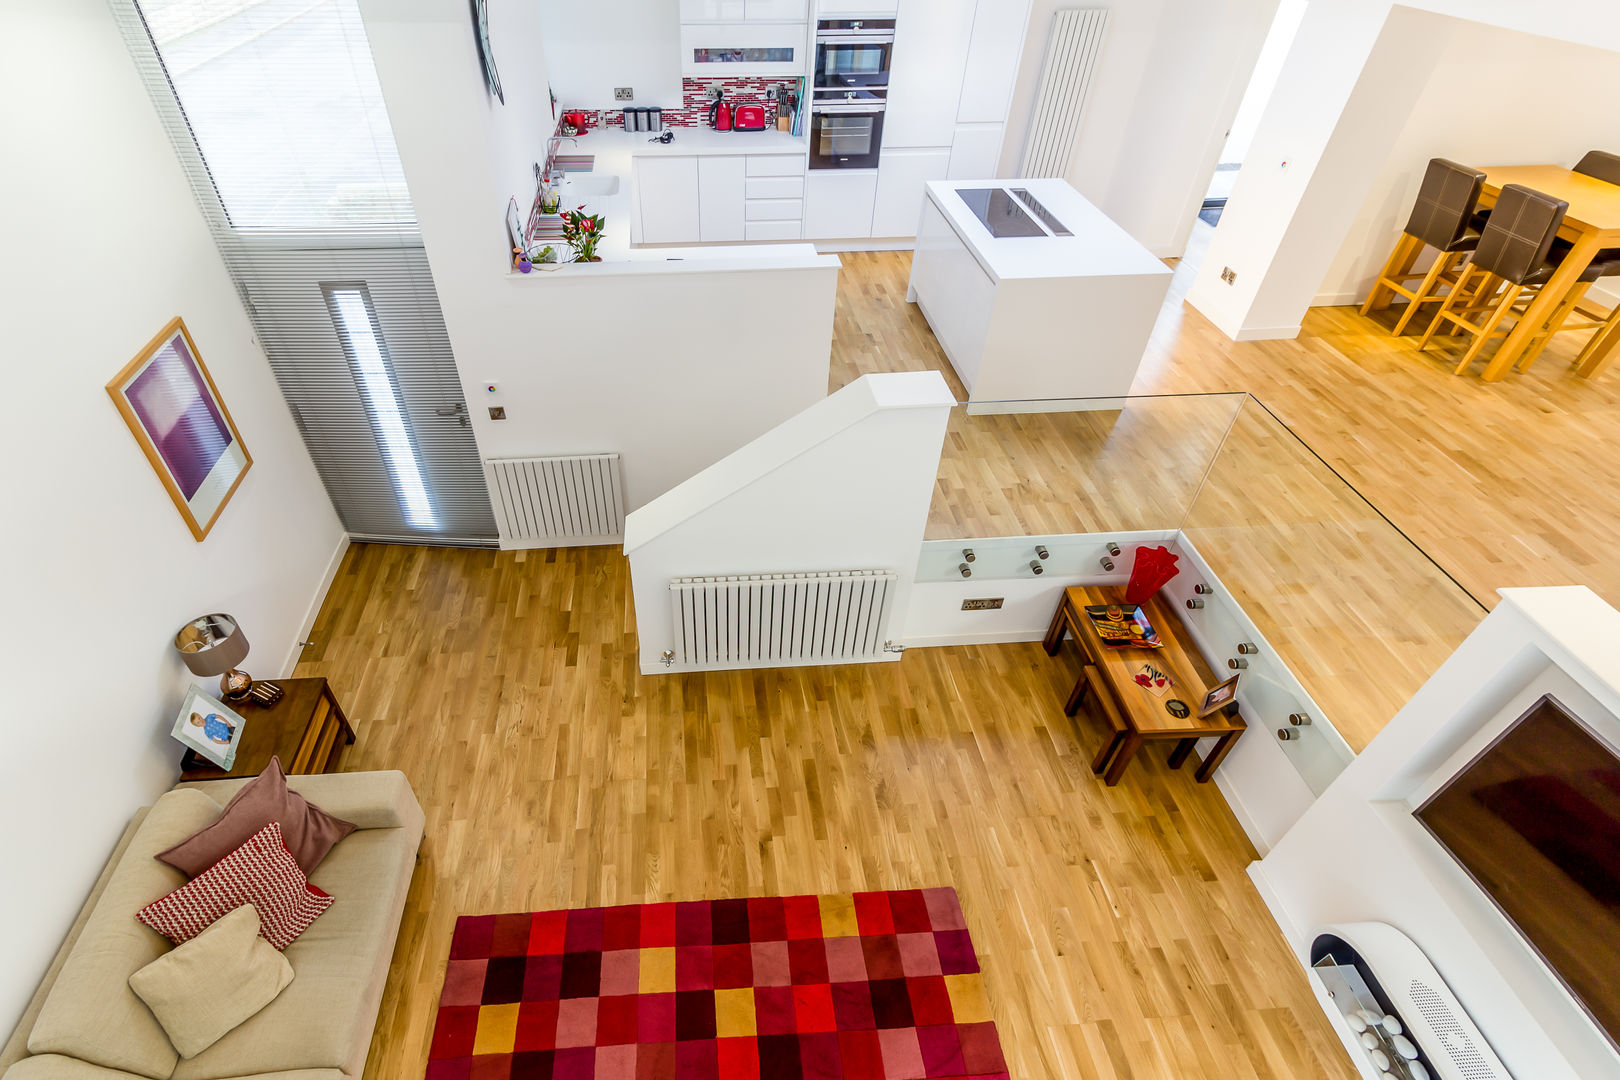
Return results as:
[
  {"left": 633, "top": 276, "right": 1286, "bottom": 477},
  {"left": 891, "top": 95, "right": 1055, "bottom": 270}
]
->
[
  {"left": 115, "top": 0, "right": 498, "bottom": 544},
  {"left": 139, "top": 0, "right": 411, "bottom": 229}
]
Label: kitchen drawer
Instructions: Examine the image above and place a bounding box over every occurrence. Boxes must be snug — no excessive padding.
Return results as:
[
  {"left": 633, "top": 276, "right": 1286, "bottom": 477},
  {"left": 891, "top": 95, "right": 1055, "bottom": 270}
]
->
[
  {"left": 746, "top": 155, "right": 807, "bottom": 177},
  {"left": 745, "top": 198, "right": 804, "bottom": 221},
  {"left": 745, "top": 176, "right": 805, "bottom": 199},
  {"left": 746, "top": 220, "right": 803, "bottom": 241}
]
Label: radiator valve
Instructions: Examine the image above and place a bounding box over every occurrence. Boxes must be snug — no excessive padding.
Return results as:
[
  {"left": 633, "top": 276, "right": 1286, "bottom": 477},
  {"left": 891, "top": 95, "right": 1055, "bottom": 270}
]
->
[{"left": 660, "top": 649, "right": 675, "bottom": 668}]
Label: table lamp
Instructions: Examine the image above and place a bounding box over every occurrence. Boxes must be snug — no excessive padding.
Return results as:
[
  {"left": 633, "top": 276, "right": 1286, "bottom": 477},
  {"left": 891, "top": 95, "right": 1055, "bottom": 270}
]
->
[{"left": 173, "top": 613, "right": 281, "bottom": 704}]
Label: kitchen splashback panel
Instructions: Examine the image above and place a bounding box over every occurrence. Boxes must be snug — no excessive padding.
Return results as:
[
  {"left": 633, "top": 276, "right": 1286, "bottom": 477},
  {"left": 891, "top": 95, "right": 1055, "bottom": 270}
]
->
[{"left": 556, "top": 77, "right": 788, "bottom": 132}]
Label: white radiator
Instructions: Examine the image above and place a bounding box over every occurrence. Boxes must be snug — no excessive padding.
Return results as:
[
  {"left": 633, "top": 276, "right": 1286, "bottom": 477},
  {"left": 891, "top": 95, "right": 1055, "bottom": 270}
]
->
[
  {"left": 486, "top": 454, "right": 624, "bottom": 548},
  {"left": 1021, "top": 9, "right": 1109, "bottom": 178},
  {"left": 669, "top": 570, "right": 898, "bottom": 670}
]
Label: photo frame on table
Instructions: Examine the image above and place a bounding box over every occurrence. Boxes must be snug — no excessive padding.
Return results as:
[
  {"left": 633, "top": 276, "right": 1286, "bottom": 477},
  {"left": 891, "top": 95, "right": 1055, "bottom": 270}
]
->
[
  {"left": 1198, "top": 674, "right": 1240, "bottom": 718},
  {"left": 106, "top": 317, "right": 252, "bottom": 541},
  {"left": 170, "top": 686, "right": 248, "bottom": 770}
]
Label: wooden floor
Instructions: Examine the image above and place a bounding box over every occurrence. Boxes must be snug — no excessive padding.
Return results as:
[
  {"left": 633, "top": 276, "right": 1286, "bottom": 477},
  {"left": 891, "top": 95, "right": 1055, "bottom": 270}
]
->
[{"left": 298, "top": 543, "right": 1354, "bottom": 1080}]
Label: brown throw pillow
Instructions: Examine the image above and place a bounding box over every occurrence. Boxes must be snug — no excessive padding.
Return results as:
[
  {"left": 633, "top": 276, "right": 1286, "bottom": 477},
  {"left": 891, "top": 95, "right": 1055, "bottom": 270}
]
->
[{"left": 158, "top": 756, "right": 355, "bottom": 876}]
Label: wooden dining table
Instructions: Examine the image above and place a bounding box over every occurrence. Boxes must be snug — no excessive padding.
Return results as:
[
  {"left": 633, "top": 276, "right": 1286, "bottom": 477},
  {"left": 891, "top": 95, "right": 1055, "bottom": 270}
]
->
[{"left": 1474, "top": 165, "right": 1620, "bottom": 381}]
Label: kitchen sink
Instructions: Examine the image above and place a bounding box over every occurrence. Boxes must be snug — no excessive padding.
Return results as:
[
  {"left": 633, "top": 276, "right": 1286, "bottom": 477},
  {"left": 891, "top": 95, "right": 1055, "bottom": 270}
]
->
[{"left": 562, "top": 174, "right": 620, "bottom": 197}]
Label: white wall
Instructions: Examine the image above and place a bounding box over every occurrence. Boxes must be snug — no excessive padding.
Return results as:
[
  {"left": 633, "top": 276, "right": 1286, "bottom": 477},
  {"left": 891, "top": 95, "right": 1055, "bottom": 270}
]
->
[
  {"left": 360, "top": 0, "right": 837, "bottom": 523},
  {"left": 1253, "top": 587, "right": 1620, "bottom": 1080},
  {"left": 0, "top": 0, "right": 345, "bottom": 1036},
  {"left": 1188, "top": 0, "right": 1620, "bottom": 340},
  {"left": 624, "top": 372, "right": 955, "bottom": 675},
  {"left": 999, "top": 0, "right": 1281, "bottom": 257},
  {"left": 539, "top": 0, "right": 683, "bottom": 111},
  {"left": 1314, "top": 21, "right": 1620, "bottom": 306},
  {"left": 1217, "top": 0, "right": 1305, "bottom": 166}
]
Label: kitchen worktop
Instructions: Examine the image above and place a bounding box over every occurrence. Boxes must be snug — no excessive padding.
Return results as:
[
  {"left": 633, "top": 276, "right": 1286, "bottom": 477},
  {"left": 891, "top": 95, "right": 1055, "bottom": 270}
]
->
[
  {"left": 523, "top": 126, "right": 822, "bottom": 275},
  {"left": 924, "top": 179, "right": 1171, "bottom": 283}
]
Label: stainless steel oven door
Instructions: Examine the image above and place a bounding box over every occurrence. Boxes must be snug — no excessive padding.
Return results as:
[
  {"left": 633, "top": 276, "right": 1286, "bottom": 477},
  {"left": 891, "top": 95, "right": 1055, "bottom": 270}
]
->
[{"left": 810, "top": 106, "right": 885, "bottom": 170}]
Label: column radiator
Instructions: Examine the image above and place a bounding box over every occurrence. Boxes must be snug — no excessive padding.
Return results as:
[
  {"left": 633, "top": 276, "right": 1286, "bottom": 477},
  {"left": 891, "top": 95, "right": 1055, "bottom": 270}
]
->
[
  {"left": 669, "top": 570, "right": 898, "bottom": 670},
  {"left": 1020, "top": 9, "right": 1109, "bottom": 178},
  {"left": 485, "top": 453, "right": 624, "bottom": 547}
]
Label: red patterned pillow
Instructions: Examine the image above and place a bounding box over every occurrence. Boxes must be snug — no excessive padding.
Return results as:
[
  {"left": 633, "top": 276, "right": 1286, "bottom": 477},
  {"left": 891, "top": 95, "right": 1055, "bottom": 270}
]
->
[{"left": 137, "top": 821, "right": 332, "bottom": 951}]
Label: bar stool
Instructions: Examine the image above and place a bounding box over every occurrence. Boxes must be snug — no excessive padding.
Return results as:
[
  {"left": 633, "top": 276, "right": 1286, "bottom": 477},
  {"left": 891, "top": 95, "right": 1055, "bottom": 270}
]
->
[
  {"left": 1362, "top": 158, "right": 1486, "bottom": 334},
  {"left": 1574, "top": 150, "right": 1620, "bottom": 184},
  {"left": 1418, "top": 184, "right": 1569, "bottom": 375}
]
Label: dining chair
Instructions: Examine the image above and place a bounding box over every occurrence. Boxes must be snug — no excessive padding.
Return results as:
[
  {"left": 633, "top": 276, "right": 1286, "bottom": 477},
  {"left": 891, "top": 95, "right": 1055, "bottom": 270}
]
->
[
  {"left": 1419, "top": 184, "right": 1569, "bottom": 374},
  {"left": 1361, "top": 158, "right": 1486, "bottom": 335},
  {"left": 1574, "top": 150, "right": 1620, "bottom": 185}
]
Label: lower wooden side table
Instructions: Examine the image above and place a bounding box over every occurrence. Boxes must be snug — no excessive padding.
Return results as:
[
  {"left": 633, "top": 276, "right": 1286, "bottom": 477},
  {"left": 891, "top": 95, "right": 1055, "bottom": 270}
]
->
[{"left": 179, "top": 676, "right": 356, "bottom": 782}]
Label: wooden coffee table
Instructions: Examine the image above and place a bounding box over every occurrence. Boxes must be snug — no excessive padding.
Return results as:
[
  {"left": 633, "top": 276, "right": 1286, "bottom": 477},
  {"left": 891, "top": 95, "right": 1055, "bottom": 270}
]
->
[
  {"left": 179, "top": 676, "right": 355, "bottom": 782},
  {"left": 1044, "top": 585, "right": 1246, "bottom": 786}
]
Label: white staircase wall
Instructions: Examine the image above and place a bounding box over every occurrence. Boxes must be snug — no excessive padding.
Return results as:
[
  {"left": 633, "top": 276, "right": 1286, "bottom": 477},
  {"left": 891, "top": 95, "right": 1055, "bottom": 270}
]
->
[{"left": 624, "top": 372, "right": 955, "bottom": 675}]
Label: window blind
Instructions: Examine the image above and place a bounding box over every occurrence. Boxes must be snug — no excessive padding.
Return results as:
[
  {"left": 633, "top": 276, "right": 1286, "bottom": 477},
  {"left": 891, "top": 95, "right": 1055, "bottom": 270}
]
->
[{"left": 112, "top": 0, "right": 497, "bottom": 545}]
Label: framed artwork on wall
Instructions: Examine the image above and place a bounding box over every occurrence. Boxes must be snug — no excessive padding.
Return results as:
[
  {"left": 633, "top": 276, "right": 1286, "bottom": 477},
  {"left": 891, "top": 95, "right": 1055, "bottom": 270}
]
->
[
  {"left": 107, "top": 316, "right": 252, "bottom": 541},
  {"left": 471, "top": 0, "right": 504, "bottom": 105}
]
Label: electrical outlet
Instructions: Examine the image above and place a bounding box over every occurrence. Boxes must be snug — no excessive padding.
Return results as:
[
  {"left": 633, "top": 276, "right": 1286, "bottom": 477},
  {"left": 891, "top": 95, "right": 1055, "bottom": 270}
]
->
[
  {"left": 489, "top": 406, "right": 507, "bottom": 420},
  {"left": 1221, "top": 266, "right": 1237, "bottom": 285},
  {"left": 614, "top": 87, "right": 634, "bottom": 101}
]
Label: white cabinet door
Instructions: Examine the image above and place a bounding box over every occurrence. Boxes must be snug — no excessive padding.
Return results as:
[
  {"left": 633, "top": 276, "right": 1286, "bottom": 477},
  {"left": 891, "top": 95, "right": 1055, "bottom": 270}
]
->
[
  {"left": 871, "top": 147, "right": 951, "bottom": 237},
  {"left": 636, "top": 156, "right": 702, "bottom": 244},
  {"left": 681, "top": 0, "right": 747, "bottom": 18},
  {"left": 680, "top": 25, "right": 806, "bottom": 77},
  {"left": 947, "top": 123, "right": 1004, "bottom": 179},
  {"left": 699, "top": 156, "right": 747, "bottom": 242},
  {"left": 958, "top": 0, "right": 1032, "bottom": 124},
  {"left": 805, "top": 170, "right": 878, "bottom": 239},
  {"left": 747, "top": 0, "right": 808, "bottom": 18},
  {"left": 882, "top": 0, "right": 975, "bottom": 149},
  {"left": 817, "top": 0, "right": 898, "bottom": 12}
]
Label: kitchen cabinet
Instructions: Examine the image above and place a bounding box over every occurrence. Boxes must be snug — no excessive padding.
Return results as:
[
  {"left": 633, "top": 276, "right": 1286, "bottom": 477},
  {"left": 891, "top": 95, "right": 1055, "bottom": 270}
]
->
[
  {"left": 635, "top": 156, "right": 702, "bottom": 244},
  {"left": 817, "top": 0, "right": 898, "bottom": 13},
  {"left": 957, "top": 0, "right": 1032, "bottom": 124},
  {"left": 805, "top": 170, "right": 878, "bottom": 239},
  {"left": 882, "top": 0, "right": 975, "bottom": 149},
  {"left": 683, "top": 0, "right": 806, "bottom": 19},
  {"left": 680, "top": 24, "right": 807, "bottom": 77},
  {"left": 947, "top": 123, "right": 1004, "bottom": 179},
  {"left": 872, "top": 147, "right": 951, "bottom": 237},
  {"left": 699, "top": 156, "right": 747, "bottom": 242}
]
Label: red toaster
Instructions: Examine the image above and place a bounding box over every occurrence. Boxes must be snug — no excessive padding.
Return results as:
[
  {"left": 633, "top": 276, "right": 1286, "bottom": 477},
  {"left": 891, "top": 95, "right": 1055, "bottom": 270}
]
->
[{"left": 733, "top": 104, "right": 768, "bottom": 132}]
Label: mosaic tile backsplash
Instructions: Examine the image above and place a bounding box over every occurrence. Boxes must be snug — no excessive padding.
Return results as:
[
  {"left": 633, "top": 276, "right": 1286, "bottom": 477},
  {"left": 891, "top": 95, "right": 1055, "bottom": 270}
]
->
[{"left": 557, "top": 77, "right": 797, "bottom": 132}]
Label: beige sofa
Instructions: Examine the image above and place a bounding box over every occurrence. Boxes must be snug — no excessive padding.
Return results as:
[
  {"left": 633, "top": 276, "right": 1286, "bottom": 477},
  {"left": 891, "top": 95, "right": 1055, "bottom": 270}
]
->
[{"left": 0, "top": 772, "right": 424, "bottom": 1080}]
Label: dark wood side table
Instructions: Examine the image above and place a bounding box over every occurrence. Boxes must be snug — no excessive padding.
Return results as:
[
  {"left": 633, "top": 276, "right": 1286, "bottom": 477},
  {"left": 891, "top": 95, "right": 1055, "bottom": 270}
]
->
[
  {"left": 1044, "top": 585, "right": 1246, "bottom": 786},
  {"left": 179, "top": 676, "right": 356, "bottom": 782}
]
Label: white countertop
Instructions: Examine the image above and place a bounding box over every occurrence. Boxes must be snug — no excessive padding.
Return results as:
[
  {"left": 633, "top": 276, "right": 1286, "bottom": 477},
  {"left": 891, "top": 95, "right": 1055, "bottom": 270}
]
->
[
  {"left": 526, "top": 126, "right": 817, "bottom": 274},
  {"left": 924, "top": 179, "right": 1171, "bottom": 283}
]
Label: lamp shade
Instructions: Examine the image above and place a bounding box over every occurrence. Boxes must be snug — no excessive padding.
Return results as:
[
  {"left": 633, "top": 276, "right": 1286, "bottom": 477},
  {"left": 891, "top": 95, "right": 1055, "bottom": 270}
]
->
[{"left": 173, "top": 613, "right": 249, "bottom": 677}]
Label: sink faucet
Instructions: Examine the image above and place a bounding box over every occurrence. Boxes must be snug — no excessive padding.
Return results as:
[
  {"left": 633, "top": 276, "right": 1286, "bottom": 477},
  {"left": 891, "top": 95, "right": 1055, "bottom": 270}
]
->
[{"left": 542, "top": 136, "right": 577, "bottom": 184}]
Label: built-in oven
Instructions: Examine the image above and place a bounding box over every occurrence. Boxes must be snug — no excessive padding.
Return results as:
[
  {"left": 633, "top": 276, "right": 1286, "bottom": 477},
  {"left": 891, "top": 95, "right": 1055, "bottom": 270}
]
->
[
  {"left": 815, "top": 19, "right": 896, "bottom": 93},
  {"left": 810, "top": 99, "right": 885, "bottom": 170}
]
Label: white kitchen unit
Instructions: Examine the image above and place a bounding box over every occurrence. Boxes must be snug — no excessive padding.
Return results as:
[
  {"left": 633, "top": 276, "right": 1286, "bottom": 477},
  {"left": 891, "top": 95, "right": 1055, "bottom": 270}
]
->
[
  {"left": 817, "top": 0, "right": 898, "bottom": 12},
  {"left": 682, "top": 0, "right": 807, "bottom": 18},
  {"left": 908, "top": 180, "right": 1172, "bottom": 404},
  {"left": 872, "top": 147, "right": 950, "bottom": 237},
  {"left": 947, "top": 123, "right": 1004, "bottom": 179},
  {"left": 680, "top": 24, "right": 808, "bottom": 76},
  {"left": 699, "top": 156, "right": 747, "bottom": 242},
  {"left": 882, "top": 0, "right": 975, "bottom": 150},
  {"left": 805, "top": 170, "right": 878, "bottom": 239},
  {"left": 957, "top": 0, "right": 1031, "bottom": 124},
  {"left": 634, "top": 156, "right": 702, "bottom": 244}
]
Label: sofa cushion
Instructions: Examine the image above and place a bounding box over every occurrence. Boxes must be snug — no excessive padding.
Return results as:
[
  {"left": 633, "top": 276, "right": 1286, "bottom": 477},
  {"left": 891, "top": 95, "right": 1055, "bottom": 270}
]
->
[
  {"left": 26, "top": 789, "right": 223, "bottom": 1079},
  {"left": 1, "top": 1059, "right": 344, "bottom": 1080},
  {"left": 169, "top": 826, "right": 419, "bottom": 1080},
  {"left": 128, "top": 906, "right": 293, "bottom": 1059},
  {"left": 157, "top": 758, "right": 355, "bottom": 877},
  {"left": 137, "top": 823, "right": 333, "bottom": 951},
  {"left": 177, "top": 770, "right": 424, "bottom": 834}
]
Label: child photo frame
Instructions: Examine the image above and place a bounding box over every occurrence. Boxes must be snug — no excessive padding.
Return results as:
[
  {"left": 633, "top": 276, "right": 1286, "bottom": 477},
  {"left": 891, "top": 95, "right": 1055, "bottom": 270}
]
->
[
  {"left": 1198, "top": 674, "right": 1240, "bottom": 718},
  {"left": 170, "top": 685, "right": 248, "bottom": 770}
]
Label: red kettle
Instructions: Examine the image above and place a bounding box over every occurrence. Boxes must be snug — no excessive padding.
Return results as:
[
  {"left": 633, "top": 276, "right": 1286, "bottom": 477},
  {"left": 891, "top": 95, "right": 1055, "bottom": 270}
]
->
[
  {"left": 562, "top": 110, "right": 591, "bottom": 134},
  {"left": 708, "top": 91, "right": 732, "bottom": 132}
]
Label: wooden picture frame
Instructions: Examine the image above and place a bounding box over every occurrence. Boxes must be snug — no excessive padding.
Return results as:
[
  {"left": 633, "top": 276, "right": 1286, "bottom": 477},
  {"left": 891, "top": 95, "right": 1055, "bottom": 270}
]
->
[
  {"left": 107, "top": 317, "right": 252, "bottom": 541},
  {"left": 1197, "top": 673, "right": 1240, "bottom": 718}
]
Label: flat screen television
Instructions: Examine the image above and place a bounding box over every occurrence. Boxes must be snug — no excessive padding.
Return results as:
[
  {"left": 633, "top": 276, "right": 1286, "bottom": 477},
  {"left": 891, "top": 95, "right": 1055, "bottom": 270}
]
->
[{"left": 1415, "top": 694, "right": 1620, "bottom": 1050}]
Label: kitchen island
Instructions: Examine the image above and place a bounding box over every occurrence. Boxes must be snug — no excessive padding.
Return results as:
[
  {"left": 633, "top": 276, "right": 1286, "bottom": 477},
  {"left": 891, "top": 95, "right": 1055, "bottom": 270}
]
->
[{"left": 907, "top": 179, "right": 1172, "bottom": 407}]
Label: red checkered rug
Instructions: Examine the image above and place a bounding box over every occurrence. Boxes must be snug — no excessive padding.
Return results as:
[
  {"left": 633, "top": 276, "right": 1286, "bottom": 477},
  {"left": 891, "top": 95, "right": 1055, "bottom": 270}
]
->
[{"left": 426, "top": 889, "right": 1010, "bottom": 1080}]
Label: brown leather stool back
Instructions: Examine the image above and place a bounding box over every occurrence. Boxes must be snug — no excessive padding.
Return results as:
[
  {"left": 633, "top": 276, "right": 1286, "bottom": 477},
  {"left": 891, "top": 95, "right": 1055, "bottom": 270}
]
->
[
  {"left": 1473, "top": 185, "right": 1568, "bottom": 285},
  {"left": 1574, "top": 150, "right": 1620, "bottom": 186},
  {"left": 1404, "top": 158, "right": 1485, "bottom": 252}
]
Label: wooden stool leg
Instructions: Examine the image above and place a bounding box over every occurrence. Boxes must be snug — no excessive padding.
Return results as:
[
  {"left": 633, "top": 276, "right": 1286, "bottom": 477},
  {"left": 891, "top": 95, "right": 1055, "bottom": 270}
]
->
[
  {"left": 1103, "top": 733, "right": 1144, "bottom": 786},
  {"left": 1167, "top": 738, "right": 1198, "bottom": 769},
  {"left": 1419, "top": 266, "right": 1476, "bottom": 350},
  {"left": 1575, "top": 306, "right": 1620, "bottom": 377},
  {"left": 1456, "top": 283, "right": 1522, "bottom": 375},
  {"left": 1391, "top": 250, "right": 1451, "bottom": 335},
  {"left": 1518, "top": 283, "right": 1589, "bottom": 372},
  {"left": 1091, "top": 731, "right": 1126, "bottom": 775},
  {"left": 1361, "top": 234, "right": 1420, "bottom": 315}
]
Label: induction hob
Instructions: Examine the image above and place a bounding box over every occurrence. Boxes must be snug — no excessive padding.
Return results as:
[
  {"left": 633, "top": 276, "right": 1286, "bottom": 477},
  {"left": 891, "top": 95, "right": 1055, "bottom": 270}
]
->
[{"left": 956, "top": 187, "right": 1046, "bottom": 238}]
